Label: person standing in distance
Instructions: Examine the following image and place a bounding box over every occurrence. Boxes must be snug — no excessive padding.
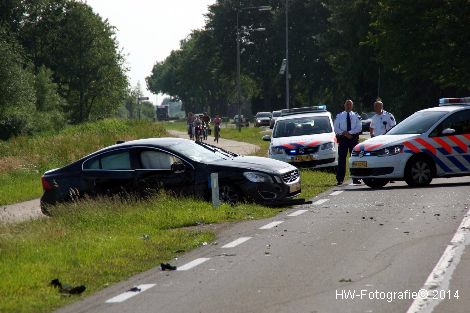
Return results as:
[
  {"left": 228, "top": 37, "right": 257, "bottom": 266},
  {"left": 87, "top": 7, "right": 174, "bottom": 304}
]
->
[
  {"left": 334, "top": 99, "right": 362, "bottom": 185},
  {"left": 369, "top": 99, "right": 396, "bottom": 137}
]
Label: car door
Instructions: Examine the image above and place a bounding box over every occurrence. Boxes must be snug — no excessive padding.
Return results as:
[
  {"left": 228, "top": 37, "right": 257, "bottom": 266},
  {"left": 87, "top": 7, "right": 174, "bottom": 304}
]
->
[
  {"left": 82, "top": 149, "right": 135, "bottom": 196},
  {"left": 429, "top": 109, "right": 470, "bottom": 175},
  {"left": 134, "top": 148, "right": 195, "bottom": 195}
]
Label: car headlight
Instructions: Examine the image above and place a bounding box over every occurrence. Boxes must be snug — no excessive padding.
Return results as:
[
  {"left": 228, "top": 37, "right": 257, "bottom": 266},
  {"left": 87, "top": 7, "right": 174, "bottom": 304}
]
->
[
  {"left": 377, "top": 145, "right": 403, "bottom": 156},
  {"left": 321, "top": 142, "right": 335, "bottom": 150},
  {"left": 243, "top": 172, "right": 273, "bottom": 183},
  {"left": 271, "top": 146, "right": 285, "bottom": 154}
]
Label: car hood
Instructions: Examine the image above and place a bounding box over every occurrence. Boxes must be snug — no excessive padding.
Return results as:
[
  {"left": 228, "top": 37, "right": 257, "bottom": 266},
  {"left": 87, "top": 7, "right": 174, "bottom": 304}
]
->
[
  {"left": 271, "top": 133, "right": 336, "bottom": 149},
  {"left": 214, "top": 156, "right": 296, "bottom": 174},
  {"left": 354, "top": 134, "right": 419, "bottom": 151}
]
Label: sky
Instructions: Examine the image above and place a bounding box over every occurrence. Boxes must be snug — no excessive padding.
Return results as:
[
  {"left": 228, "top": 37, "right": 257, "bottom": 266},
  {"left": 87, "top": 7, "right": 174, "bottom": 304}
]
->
[{"left": 84, "top": 0, "right": 216, "bottom": 105}]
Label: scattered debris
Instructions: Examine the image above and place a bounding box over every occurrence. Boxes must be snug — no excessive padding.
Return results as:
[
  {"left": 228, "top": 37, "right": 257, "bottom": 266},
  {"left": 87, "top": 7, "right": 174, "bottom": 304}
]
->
[
  {"left": 369, "top": 217, "right": 374, "bottom": 220},
  {"left": 404, "top": 231, "right": 410, "bottom": 234},
  {"left": 434, "top": 213, "right": 441, "bottom": 217},
  {"left": 339, "top": 278, "right": 352, "bottom": 283},
  {"left": 50, "top": 279, "right": 86, "bottom": 295},
  {"left": 202, "top": 242, "right": 208, "bottom": 246},
  {"left": 128, "top": 287, "right": 141, "bottom": 292},
  {"left": 264, "top": 251, "right": 271, "bottom": 255},
  {"left": 160, "top": 263, "right": 177, "bottom": 271},
  {"left": 379, "top": 223, "right": 384, "bottom": 226},
  {"left": 141, "top": 234, "right": 150, "bottom": 241},
  {"left": 362, "top": 217, "right": 366, "bottom": 220},
  {"left": 174, "top": 249, "right": 185, "bottom": 253}
]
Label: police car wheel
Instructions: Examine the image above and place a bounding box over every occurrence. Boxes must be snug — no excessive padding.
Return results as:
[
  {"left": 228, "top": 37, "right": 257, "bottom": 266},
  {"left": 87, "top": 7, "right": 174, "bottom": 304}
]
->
[
  {"left": 363, "top": 178, "right": 389, "bottom": 189},
  {"left": 405, "top": 157, "right": 433, "bottom": 186}
]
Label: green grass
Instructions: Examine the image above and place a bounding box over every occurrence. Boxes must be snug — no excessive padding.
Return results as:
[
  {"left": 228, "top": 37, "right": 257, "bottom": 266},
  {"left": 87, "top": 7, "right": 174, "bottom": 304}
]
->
[
  {"left": 0, "top": 119, "right": 167, "bottom": 205},
  {"left": 0, "top": 193, "right": 279, "bottom": 313}
]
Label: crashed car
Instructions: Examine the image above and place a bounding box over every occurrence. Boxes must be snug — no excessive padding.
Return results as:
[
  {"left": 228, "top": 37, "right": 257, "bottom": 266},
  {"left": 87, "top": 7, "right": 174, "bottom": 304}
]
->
[{"left": 40, "top": 138, "right": 301, "bottom": 213}]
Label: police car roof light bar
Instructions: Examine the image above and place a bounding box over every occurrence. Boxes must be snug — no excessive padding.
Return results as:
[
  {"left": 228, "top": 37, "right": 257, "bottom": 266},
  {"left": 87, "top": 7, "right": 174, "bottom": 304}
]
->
[
  {"left": 280, "top": 105, "right": 327, "bottom": 116},
  {"left": 439, "top": 97, "right": 470, "bottom": 106}
]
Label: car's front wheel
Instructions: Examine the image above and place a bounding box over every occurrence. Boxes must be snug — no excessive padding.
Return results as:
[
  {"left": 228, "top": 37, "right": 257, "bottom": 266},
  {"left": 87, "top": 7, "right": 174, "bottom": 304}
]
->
[
  {"left": 405, "top": 156, "right": 433, "bottom": 186},
  {"left": 219, "top": 184, "right": 243, "bottom": 204},
  {"left": 363, "top": 178, "right": 389, "bottom": 189}
]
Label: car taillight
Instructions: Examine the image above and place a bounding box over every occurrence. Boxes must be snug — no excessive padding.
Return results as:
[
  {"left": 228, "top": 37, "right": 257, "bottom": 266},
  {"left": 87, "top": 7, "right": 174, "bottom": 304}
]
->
[{"left": 41, "top": 177, "right": 53, "bottom": 191}]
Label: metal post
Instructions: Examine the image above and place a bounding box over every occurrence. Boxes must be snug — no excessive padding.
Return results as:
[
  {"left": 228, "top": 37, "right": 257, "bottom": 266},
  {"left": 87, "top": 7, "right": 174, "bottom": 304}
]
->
[
  {"left": 285, "top": 0, "right": 289, "bottom": 109},
  {"left": 211, "top": 173, "right": 220, "bottom": 208},
  {"left": 236, "top": 9, "right": 242, "bottom": 132}
]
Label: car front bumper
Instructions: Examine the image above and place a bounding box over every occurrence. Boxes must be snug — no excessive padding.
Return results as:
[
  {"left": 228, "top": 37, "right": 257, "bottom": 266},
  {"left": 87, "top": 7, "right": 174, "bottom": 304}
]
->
[
  {"left": 349, "top": 153, "right": 410, "bottom": 179},
  {"left": 268, "top": 150, "right": 338, "bottom": 169},
  {"left": 238, "top": 176, "right": 301, "bottom": 203}
]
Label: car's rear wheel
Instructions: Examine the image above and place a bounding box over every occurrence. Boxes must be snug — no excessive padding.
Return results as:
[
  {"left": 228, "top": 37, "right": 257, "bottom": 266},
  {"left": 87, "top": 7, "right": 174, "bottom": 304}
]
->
[
  {"left": 405, "top": 156, "right": 433, "bottom": 186},
  {"left": 363, "top": 178, "right": 389, "bottom": 189},
  {"left": 219, "top": 184, "right": 243, "bottom": 204}
]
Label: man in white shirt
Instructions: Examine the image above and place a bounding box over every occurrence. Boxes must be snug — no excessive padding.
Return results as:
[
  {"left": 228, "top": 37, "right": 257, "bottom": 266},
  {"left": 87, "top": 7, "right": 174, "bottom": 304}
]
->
[
  {"left": 334, "top": 99, "right": 362, "bottom": 185},
  {"left": 370, "top": 99, "right": 396, "bottom": 137}
]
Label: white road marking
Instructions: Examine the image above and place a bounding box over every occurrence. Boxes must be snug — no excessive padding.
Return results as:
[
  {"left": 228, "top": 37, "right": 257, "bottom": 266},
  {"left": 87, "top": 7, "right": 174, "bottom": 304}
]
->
[
  {"left": 330, "top": 190, "right": 344, "bottom": 196},
  {"left": 222, "top": 237, "right": 252, "bottom": 248},
  {"left": 407, "top": 208, "right": 470, "bottom": 313},
  {"left": 288, "top": 209, "right": 308, "bottom": 217},
  {"left": 259, "top": 221, "right": 284, "bottom": 229},
  {"left": 105, "top": 284, "right": 155, "bottom": 303},
  {"left": 177, "top": 258, "right": 211, "bottom": 271},
  {"left": 312, "top": 199, "right": 330, "bottom": 205}
]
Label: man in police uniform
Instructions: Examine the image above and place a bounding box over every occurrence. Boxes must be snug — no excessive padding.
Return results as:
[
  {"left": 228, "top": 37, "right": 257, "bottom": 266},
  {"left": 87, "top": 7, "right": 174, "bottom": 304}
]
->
[
  {"left": 334, "top": 99, "right": 362, "bottom": 185},
  {"left": 370, "top": 99, "right": 396, "bottom": 137}
]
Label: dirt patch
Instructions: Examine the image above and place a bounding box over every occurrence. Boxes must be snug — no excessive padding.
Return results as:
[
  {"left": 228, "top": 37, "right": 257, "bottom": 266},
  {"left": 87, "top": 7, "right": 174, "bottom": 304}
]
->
[{"left": 0, "top": 157, "right": 27, "bottom": 173}]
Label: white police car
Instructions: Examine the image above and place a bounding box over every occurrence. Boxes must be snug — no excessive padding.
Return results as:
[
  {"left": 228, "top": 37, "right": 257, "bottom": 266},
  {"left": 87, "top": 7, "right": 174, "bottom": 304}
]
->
[
  {"left": 349, "top": 97, "right": 470, "bottom": 188},
  {"left": 263, "top": 106, "right": 338, "bottom": 168}
]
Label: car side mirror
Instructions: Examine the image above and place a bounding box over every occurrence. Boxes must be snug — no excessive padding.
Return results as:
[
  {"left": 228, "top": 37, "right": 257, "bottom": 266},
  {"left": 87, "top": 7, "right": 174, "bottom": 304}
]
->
[
  {"left": 171, "top": 163, "right": 186, "bottom": 173},
  {"left": 441, "top": 128, "right": 456, "bottom": 136},
  {"left": 262, "top": 135, "right": 271, "bottom": 141}
]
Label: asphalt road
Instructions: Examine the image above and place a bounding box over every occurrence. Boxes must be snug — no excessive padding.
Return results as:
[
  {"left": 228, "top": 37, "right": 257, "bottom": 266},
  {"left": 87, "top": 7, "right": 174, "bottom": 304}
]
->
[{"left": 56, "top": 177, "right": 470, "bottom": 313}]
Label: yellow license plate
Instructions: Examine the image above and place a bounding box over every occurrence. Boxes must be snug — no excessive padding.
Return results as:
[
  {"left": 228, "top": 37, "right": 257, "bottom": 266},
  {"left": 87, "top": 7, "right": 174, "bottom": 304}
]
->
[
  {"left": 293, "top": 155, "right": 315, "bottom": 162},
  {"left": 352, "top": 161, "right": 367, "bottom": 168}
]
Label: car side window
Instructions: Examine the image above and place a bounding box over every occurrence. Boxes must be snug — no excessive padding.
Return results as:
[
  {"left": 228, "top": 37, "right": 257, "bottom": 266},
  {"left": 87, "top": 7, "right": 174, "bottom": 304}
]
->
[
  {"left": 139, "top": 150, "right": 180, "bottom": 170},
  {"left": 430, "top": 110, "right": 470, "bottom": 136},
  {"left": 83, "top": 150, "right": 131, "bottom": 170}
]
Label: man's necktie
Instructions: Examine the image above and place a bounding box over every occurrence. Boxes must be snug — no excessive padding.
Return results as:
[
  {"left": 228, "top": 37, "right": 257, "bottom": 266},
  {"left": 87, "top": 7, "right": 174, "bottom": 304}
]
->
[{"left": 346, "top": 112, "right": 351, "bottom": 131}]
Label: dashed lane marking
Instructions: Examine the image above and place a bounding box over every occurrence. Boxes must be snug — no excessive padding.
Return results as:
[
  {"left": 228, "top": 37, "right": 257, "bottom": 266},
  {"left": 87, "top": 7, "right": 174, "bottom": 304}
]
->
[
  {"left": 177, "top": 258, "right": 211, "bottom": 271},
  {"left": 312, "top": 199, "right": 330, "bottom": 205},
  {"left": 105, "top": 284, "right": 156, "bottom": 303},
  {"left": 329, "top": 191, "right": 343, "bottom": 196},
  {"left": 259, "top": 221, "right": 284, "bottom": 230},
  {"left": 287, "top": 210, "right": 308, "bottom": 217},
  {"left": 222, "top": 237, "right": 252, "bottom": 248}
]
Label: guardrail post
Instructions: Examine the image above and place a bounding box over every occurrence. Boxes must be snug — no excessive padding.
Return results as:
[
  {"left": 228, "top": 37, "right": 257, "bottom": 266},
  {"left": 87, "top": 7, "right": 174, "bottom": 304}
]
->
[{"left": 211, "top": 173, "right": 220, "bottom": 208}]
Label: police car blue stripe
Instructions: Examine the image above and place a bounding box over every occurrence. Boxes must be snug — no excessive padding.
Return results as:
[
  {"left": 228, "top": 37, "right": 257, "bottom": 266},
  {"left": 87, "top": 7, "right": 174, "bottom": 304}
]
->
[
  {"left": 463, "top": 155, "right": 470, "bottom": 166},
  {"left": 432, "top": 155, "right": 452, "bottom": 173},
  {"left": 447, "top": 156, "right": 468, "bottom": 172},
  {"left": 437, "top": 147, "right": 450, "bottom": 155},
  {"left": 454, "top": 147, "right": 465, "bottom": 154}
]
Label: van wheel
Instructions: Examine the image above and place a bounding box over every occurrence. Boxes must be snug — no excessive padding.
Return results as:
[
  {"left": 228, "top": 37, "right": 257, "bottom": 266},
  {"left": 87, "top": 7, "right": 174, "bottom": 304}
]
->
[
  {"left": 405, "top": 157, "right": 433, "bottom": 186},
  {"left": 363, "top": 178, "right": 389, "bottom": 189},
  {"left": 219, "top": 184, "right": 243, "bottom": 204}
]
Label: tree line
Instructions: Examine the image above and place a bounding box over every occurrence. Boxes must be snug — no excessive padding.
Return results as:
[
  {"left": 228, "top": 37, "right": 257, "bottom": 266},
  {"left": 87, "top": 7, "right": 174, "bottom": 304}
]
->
[
  {"left": 146, "top": 0, "right": 470, "bottom": 119},
  {"left": 0, "top": 0, "right": 137, "bottom": 140}
]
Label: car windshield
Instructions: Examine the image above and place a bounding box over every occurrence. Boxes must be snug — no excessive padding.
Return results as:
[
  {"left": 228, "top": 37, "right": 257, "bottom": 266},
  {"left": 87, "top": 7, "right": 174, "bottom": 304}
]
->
[
  {"left": 257, "top": 112, "right": 272, "bottom": 118},
  {"left": 387, "top": 111, "right": 448, "bottom": 135},
  {"left": 273, "top": 116, "right": 332, "bottom": 138},
  {"left": 168, "top": 141, "right": 225, "bottom": 163},
  {"left": 272, "top": 111, "right": 281, "bottom": 117}
]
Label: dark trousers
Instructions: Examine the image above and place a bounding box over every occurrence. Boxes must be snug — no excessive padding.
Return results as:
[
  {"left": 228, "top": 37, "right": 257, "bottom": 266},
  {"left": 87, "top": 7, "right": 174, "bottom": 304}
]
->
[{"left": 336, "top": 136, "right": 359, "bottom": 183}]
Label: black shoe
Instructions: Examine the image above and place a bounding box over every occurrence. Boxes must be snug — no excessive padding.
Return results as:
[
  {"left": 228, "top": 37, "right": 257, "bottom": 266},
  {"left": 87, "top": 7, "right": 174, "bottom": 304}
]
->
[
  {"left": 336, "top": 181, "right": 343, "bottom": 186},
  {"left": 352, "top": 179, "right": 361, "bottom": 185}
]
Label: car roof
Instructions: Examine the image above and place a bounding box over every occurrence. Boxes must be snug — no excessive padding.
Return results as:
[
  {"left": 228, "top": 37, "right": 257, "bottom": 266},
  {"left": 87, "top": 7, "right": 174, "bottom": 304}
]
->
[
  {"left": 91, "top": 137, "right": 191, "bottom": 155},
  {"left": 419, "top": 105, "right": 469, "bottom": 113},
  {"left": 276, "top": 111, "right": 331, "bottom": 121}
]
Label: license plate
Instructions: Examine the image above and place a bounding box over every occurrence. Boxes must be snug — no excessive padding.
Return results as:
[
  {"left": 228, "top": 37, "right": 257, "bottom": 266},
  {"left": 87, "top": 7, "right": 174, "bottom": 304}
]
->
[
  {"left": 293, "top": 155, "right": 316, "bottom": 162},
  {"left": 289, "top": 182, "right": 300, "bottom": 193},
  {"left": 352, "top": 161, "right": 367, "bottom": 168}
]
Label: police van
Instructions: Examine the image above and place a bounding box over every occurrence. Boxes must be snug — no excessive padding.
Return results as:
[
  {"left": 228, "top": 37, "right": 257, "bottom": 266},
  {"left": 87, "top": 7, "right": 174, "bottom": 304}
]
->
[
  {"left": 263, "top": 106, "right": 338, "bottom": 168},
  {"left": 349, "top": 97, "right": 470, "bottom": 188}
]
